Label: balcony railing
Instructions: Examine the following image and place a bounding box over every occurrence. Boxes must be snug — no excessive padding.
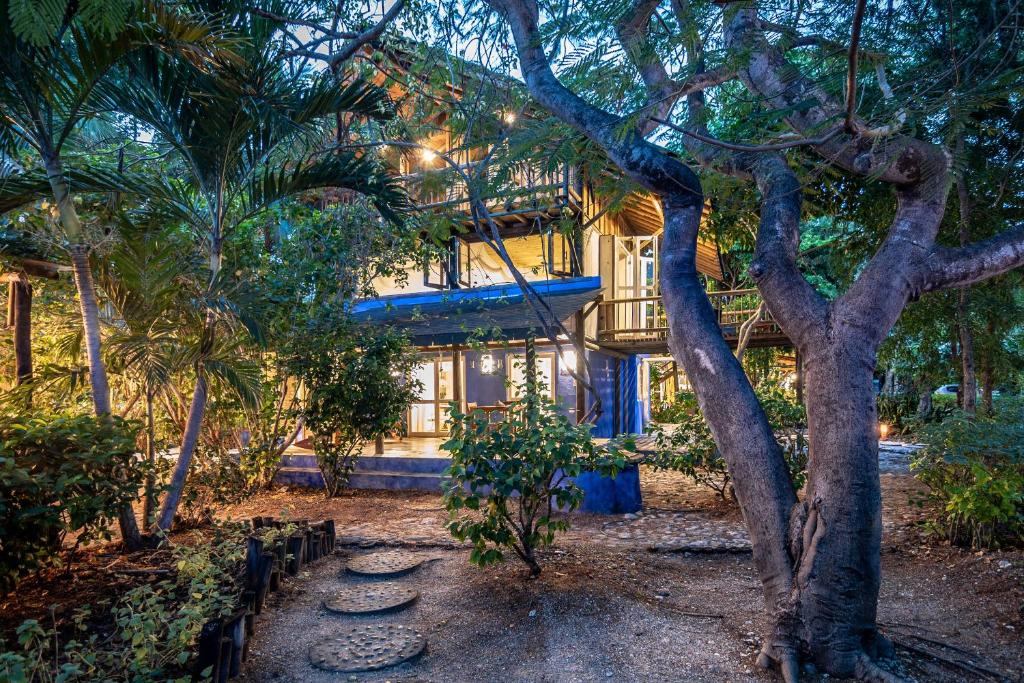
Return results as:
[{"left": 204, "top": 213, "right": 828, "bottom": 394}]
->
[
  {"left": 401, "top": 160, "right": 577, "bottom": 213},
  {"left": 596, "top": 289, "right": 787, "bottom": 347}
]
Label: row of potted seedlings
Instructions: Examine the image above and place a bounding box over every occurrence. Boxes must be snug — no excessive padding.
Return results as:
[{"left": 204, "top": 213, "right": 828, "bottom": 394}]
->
[{"left": 193, "top": 517, "right": 337, "bottom": 682}]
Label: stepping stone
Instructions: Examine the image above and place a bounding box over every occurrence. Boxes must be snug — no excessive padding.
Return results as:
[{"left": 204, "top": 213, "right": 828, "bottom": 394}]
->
[
  {"left": 346, "top": 551, "right": 424, "bottom": 577},
  {"left": 309, "top": 624, "right": 426, "bottom": 673},
  {"left": 324, "top": 582, "right": 419, "bottom": 615}
]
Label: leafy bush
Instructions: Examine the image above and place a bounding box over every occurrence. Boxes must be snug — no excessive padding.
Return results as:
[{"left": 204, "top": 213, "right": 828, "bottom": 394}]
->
[
  {"left": 443, "top": 397, "right": 628, "bottom": 577},
  {"left": 176, "top": 446, "right": 247, "bottom": 529},
  {"left": 290, "top": 325, "right": 420, "bottom": 496},
  {"left": 0, "top": 523, "right": 247, "bottom": 682},
  {"left": 912, "top": 414, "right": 1024, "bottom": 549},
  {"left": 0, "top": 414, "right": 143, "bottom": 592},
  {"left": 650, "top": 385, "right": 806, "bottom": 500},
  {"left": 876, "top": 392, "right": 921, "bottom": 436}
]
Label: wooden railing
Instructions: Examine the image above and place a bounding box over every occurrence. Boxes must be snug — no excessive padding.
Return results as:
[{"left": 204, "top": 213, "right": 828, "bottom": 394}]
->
[
  {"left": 596, "top": 289, "right": 786, "bottom": 346},
  {"left": 401, "top": 160, "right": 576, "bottom": 213}
]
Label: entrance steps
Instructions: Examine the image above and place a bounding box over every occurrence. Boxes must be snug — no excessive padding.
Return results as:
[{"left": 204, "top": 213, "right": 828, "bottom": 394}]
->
[{"left": 274, "top": 452, "right": 449, "bottom": 492}]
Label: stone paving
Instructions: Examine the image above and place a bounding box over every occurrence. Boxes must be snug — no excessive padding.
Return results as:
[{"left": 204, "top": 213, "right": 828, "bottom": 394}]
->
[{"left": 600, "top": 509, "right": 751, "bottom": 553}]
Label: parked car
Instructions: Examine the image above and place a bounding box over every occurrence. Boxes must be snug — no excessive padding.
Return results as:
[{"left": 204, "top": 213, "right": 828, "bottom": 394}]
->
[{"left": 933, "top": 384, "right": 959, "bottom": 396}]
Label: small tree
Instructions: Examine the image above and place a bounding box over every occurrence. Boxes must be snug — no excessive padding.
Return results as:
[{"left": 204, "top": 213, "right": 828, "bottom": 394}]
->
[
  {"left": 651, "top": 384, "right": 806, "bottom": 501},
  {"left": 443, "top": 394, "right": 628, "bottom": 577},
  {"left": 291, "top": 324, "right": 419, "bottom": 497}
]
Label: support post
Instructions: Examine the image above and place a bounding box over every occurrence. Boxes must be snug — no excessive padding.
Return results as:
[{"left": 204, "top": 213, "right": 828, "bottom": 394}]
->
[
  {"left": 573, "top": 311, "right": 586, "bottom": 424},
  {"left": 452, "top": 347, "right": 463, "bottom": 414}
]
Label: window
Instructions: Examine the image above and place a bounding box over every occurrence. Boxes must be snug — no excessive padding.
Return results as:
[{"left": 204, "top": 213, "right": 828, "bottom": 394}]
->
[{"left": 507, "top": 353, "right": 555, "bottom": 400}]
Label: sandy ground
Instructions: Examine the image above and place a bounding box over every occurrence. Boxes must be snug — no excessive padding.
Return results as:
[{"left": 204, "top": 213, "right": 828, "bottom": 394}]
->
[{"left": 227, "top": 468, "right": 1024, "bottom": 683}]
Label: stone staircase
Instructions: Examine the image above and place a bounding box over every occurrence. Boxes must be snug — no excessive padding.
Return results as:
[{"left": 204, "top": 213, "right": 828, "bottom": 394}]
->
[{"left": 274, "top": 452, "right": 449, "bottom": 492}]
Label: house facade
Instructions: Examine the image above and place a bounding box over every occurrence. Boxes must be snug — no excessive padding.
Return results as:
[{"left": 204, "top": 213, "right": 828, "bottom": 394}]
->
[{"left": 354, "top": 151, "right": 789, "bottom": 439}]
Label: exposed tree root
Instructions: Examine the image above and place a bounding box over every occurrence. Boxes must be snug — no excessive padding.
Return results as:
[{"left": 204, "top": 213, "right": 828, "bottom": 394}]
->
[
  {"left": 755, "top": 643, "right": 799, "bottom": 683},
  {"left": 855, "top": 652, "right": 907, "bottom": 683}
]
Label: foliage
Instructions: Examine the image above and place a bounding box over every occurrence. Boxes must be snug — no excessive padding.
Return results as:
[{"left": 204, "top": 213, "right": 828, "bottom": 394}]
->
[
  {"left": 0, "top": 413, "right": 143, "bottom": 591},
  {"left": 912, "top": 413, "right": 1024, "bottom": 549},
  {"left": 650, "top": 384, "right": 806, "bottom": 500},
  {"left": 289, "top": 323, "right": 420, "bottom": 497},
  {"left": 876, "top": 393, "right": 922, "bottom": 436},
  {"left": 0, "top": 523, "right": 247, "bottom": 682},
  {"left": 176, "top": 445, "right": 247, "bottom": 529},
  {"left": 442, "top": 397, "right": 629, "bottom": 576}
]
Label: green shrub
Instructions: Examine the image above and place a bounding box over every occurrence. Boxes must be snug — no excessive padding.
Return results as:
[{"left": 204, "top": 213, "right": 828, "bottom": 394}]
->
[
  {"left": 0, "top": 414, "right": 143, "bottom": 592},
  {"left": 443, "top": 398, "right": 628, "bottom": 577},
  {"left": 650, "top": 384, "right": 806, "bottom": 500},
  {"left": 176, "top": 446, "right": 246, "bottom": 529},
  {"left": 876, "top": 393, "right": 920, "bottom": 435},
  {"left": 912, "top": 414, "right": 1024, "bottom": 549},
  {"left": 290, "top": 327, "right": 420, "bottom": 497},
  {"left": 0, "top": 523, "right": 246, "bottom": 682}
]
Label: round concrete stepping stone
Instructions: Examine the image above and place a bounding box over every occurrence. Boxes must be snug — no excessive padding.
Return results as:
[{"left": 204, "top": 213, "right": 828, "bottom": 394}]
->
[
  {"left": 346, "top": 551, "right": 423, "bottom": 577},
  {"left": 323, "top": 582, "right": 419, "bottom": 615},
  {"left": 308, "top": 624, "right": 426, "bottom": 672}
]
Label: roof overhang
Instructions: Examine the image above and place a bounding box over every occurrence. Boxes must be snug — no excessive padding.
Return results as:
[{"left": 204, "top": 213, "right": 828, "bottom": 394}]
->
[{"left": 352, "top": 276, "right": 601, "bottom": 347}]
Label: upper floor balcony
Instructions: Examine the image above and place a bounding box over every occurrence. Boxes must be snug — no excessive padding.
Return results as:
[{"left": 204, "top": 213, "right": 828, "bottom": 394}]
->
[
  {"left": 595, "top": 289, "right": 787, "bottom": 351},
  {"left": 400, "top": 159, "right": 580, "bottom": 220}
]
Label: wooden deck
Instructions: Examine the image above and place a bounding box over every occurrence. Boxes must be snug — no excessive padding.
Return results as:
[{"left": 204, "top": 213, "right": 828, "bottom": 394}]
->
[{"left": 596, "top": 289, "right": 789, "bottom": 352}]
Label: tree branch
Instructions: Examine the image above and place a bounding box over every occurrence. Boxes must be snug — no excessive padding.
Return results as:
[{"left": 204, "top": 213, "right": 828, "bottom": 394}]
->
[
  {"left": 845, "top": 0, "right": 868, "bottom": 132},
  {"left": 918, "top": 226, "right": 1024, "bottom": 293},
  {"left": 327, "top": 0, "right": 406, "bottom": 68}
]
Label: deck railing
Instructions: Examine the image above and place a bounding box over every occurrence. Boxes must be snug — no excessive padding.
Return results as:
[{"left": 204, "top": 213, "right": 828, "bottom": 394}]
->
[
  {"left": 401, "top": 160, "right": 576, "bottom": 212},
  {"left": 596, "top": 289, "right": 785, "bottom": 345}
]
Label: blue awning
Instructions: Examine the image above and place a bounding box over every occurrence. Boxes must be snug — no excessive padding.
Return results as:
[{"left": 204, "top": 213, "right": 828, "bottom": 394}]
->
[{"left": 352, "top": 276, "right": 601, "bottom": 346}]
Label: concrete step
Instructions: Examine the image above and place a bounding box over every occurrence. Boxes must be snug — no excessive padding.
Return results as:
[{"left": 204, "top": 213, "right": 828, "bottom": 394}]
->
[
  {"left": 279, "top": 453, "right": 451, "bottom": 474},
  {"left": 273, "top": 464, "right": 447, "bottom": 492},
  {"left": 355, "top": 456, "right": 450, "bottom": 474},
  {"left": 347, "top": 470, "right": 446, "bottom": 492},
  {"left": 275, "top": 466, "right": 325, "bottom": 488}
]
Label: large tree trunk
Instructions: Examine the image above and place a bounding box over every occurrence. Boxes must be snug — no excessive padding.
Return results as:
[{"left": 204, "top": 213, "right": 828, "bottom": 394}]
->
[
  {"left": 660, "top": 198, "right": 801, "bottom": 639},
  {"left": 790, "top": 342, "right": 888, "bottom": 676},
  {"left": 12, "top": 279, "right": 32, "bottom": 387}
]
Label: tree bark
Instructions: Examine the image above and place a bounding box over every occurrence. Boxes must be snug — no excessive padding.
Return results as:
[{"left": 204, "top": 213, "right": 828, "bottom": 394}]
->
[
  {"left": 12, "top": 279, "right": 32, "bottom": 388},
  {"left": 789, "top": 341, "right": 887, "bottom": 675}
]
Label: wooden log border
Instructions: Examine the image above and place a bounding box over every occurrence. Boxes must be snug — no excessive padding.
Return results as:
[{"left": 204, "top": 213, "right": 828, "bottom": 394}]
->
[{"left": 192, "top": 518, "right": 338, "bottom": 682}]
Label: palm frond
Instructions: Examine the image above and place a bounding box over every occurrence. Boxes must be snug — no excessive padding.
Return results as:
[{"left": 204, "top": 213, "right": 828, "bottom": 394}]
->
[{"left": 238, "top": 152, "right": 409, "bottom": 226}]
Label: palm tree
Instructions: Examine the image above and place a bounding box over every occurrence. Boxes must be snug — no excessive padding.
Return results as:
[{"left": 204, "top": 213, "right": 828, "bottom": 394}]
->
[
  {"left": 110, "top": 3, "right": 407, "bottom": 530},
  {"left": 0, "top": 0, "right": 221, "bottom": 548},
  {"left": 98, "top": 220, "right": 195, "bottom": 525}
]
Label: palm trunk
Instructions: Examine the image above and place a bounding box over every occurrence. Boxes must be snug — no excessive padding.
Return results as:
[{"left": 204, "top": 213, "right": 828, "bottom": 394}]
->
[
  {"left": 143, "top": 387, "right": 157, "bottom": 526},
  {"left": 69, "top": 245, "right": 112, "bottom": 416},
  {"left": 157, "top": 370, "right": 209, "bottom": 530},
  {"left": 156, "top": 224, "right": 222, "bottom": 532},
  {"left": 46, "top": 154, "right": 142, "bottom": 549}
]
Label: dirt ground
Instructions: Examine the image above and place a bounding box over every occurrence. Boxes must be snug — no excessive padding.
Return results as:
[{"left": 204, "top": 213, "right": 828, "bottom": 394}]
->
[
  {"left": 225, "top": 468, "right": 1023, "bottom": 683},
  {"left": 3, "top": 467, "right": 1022, "bottom": 682}
]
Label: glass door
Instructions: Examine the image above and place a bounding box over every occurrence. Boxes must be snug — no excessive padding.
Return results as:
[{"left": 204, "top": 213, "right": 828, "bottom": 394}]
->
[{"left": 408, "top": 357, "right": 456, "bottom": 436}]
